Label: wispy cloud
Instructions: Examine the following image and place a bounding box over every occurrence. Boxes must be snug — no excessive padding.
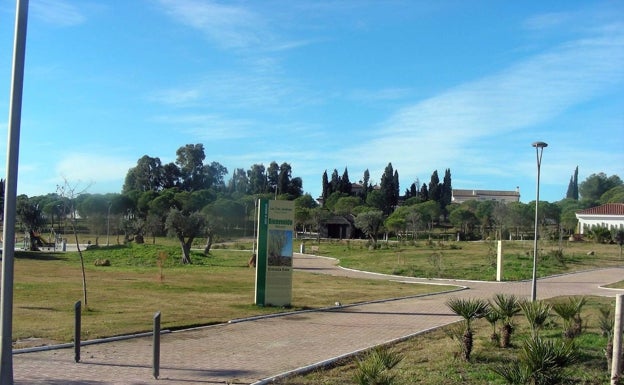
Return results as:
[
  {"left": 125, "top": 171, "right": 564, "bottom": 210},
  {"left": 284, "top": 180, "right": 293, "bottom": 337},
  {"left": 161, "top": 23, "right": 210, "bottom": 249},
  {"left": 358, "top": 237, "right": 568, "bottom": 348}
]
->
[
  {"left": 157, "top": 0, "right": 309, "bottom": 52},
  {"left": 153, "top": 114, "right": 256, "bottom": 140},
  {"left": 348, "top": 87, "right": 412, "bottom": 104},
  {"left": 31, "top": 0, "right": 86, "bottom": 26},
  {"left": 523, "top": 11, "right": 573, "bottom": 31},
  {"left": 341, "top": 24, "right": 624, "bottom": 184},
  {"left": 149, "top": 69, "right": 307, "bottom": 112}
]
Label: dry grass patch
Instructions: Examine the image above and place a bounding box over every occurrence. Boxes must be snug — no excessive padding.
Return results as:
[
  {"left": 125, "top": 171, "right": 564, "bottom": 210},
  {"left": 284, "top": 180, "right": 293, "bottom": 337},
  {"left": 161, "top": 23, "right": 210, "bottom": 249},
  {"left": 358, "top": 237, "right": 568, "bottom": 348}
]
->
[{"left": 12, "top": 246, "right": 453, "bottom": 346}]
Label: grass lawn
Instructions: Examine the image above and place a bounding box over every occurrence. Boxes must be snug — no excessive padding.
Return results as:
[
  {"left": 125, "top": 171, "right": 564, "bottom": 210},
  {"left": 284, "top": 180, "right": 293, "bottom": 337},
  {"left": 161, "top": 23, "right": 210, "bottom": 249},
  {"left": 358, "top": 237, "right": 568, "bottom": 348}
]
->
[
  {"left": 305, "top": 238, "right": 623, "bottom": 281},
  {"left": 9, "top": 234, "right": 622, "bottom": 374},
  {"left": 12, "top": 242, "right": 455, "bottom": 347},
  {"left": 274, "top": 295, "right": 617, "bottom": 385}
]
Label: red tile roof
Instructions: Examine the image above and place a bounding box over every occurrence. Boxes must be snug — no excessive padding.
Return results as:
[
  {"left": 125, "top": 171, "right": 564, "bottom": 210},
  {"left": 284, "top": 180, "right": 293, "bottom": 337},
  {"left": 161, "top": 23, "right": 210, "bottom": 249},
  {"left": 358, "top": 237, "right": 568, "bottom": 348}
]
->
[{"left": 576, "top": 203, "right": 624, "bottom": 215}]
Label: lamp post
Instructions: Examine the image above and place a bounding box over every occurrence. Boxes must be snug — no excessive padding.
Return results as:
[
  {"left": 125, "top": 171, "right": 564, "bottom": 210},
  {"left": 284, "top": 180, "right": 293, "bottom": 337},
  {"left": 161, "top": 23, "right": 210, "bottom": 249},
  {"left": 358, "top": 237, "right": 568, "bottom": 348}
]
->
[
  {"left": 106, "top": 201, "right": 112, "bottom": 247},
  {"left": 531, "top": 141, "right": 548, "bottom": 302},
  {"left": 1, "top": 1, "right": 29, "bottom": 383}
]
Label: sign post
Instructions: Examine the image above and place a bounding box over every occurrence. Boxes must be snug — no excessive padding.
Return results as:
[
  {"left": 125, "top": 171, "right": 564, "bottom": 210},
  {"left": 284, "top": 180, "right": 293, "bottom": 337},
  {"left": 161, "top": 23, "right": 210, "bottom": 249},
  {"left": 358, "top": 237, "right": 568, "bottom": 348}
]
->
[{"left": 255, "top": 199, "right": 294, "bottom": 307}]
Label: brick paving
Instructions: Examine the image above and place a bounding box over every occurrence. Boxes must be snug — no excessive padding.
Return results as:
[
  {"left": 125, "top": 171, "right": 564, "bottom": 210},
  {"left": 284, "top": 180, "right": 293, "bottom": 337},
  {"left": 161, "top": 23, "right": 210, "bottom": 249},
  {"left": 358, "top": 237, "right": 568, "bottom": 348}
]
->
[{"left": 11, "top": 254, "right": 624, "bottom": 385}]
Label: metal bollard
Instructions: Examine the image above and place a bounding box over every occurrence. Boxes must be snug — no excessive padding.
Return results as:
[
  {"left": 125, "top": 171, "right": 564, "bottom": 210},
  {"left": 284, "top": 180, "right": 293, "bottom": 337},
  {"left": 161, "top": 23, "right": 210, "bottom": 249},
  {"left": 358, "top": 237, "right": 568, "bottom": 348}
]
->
[
  {"left": 74, "top": 301, "right": 81, "bottom": 363},
  {"left": 153, "top": 311, "right": 161, "bottom": 379}
]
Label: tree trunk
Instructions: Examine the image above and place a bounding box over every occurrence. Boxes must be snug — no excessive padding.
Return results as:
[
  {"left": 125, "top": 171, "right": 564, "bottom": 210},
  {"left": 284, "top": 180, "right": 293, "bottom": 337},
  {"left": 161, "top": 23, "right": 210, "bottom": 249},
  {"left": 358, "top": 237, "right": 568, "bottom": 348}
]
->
[
  {"left": 70, "top": 222, "right": 88, "bottom": 309},
  {"left": 501, "top": 324, "right": 513, "bottom": 348},
  {"left": 463, "top": 329, "right": 473, "bottom": 361},
  {"left": 178, "top": 235, "right": 194, "bottom": 264},
  {"left": 28, "top": 230, "right": 39, "bottom": 251},
  {"left": 203, "top": 233, "right": 213, "bottom": 255}
]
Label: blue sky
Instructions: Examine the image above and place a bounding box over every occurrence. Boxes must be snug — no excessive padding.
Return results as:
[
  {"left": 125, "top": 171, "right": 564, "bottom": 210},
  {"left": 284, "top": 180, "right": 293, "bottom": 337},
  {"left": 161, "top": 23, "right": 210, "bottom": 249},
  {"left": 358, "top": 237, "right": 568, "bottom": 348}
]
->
[{"left": 0, "top": 0, "right": 622, "bottom": 203}]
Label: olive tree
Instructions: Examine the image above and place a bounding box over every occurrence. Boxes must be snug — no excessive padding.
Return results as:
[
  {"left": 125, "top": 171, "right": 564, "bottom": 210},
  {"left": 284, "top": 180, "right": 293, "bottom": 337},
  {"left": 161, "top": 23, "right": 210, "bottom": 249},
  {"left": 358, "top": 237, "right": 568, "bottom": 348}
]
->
[{"left": 165, "top": 208, "right": 206, "bottom": 264}]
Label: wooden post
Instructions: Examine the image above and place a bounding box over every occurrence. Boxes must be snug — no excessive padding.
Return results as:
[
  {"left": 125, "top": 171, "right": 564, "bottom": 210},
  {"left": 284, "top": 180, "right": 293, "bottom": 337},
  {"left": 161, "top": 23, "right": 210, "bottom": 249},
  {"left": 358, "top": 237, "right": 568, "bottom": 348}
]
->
[{"left": 612, "top": 294, "right": 623, "bottom": 384}]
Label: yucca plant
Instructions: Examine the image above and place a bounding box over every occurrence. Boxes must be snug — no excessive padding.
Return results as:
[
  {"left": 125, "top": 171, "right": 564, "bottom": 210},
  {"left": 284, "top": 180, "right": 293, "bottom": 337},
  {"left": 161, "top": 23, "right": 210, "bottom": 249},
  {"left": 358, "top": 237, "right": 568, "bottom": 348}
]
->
[
  {"left": 520, "top": 300, "right": 551, "bottom": 338},
  {"left": 552, "top": 297, "right": 586, "bottom": 339},
  {"left": 446, "top": 297, "right": 489, "bottom": 361},
  {"left": 491, "top": 294, "right": 521, "bottom": 348},
  {"left": 354, "top": 347, "right": 403, "bottom": 385}
]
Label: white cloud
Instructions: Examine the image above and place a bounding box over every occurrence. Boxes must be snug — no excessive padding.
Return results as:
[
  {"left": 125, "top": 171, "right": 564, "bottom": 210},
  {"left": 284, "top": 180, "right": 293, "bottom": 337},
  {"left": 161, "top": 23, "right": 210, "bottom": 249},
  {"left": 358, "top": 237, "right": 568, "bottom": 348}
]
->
[
  {"left": 157, "top": 0, "right": 311, "bottom": 53},
  {"left": 54, "top": 153, "right": 134, "bottom": 185},
  {"left": 340, "top": 25, "right": 624, "bottom": 181},
  {"left": 523, "top": 11, "right": 573, "bottom": 31},
  {"left": 153, "top": 114, "right": 256, "bottom": 140},
  {"left": 158, "top": 0, "right": 262, "bottom": 49},
  {"left": 31, "top": 0, "right": 86, "bottom": 26}
]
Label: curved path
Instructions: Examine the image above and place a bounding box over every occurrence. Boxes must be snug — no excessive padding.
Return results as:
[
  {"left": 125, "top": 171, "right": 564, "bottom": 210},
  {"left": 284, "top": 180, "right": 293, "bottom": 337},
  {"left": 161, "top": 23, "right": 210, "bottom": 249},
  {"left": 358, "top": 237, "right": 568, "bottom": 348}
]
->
[{"left": 11, "top": 254, "right": 624, "bottom": 385}]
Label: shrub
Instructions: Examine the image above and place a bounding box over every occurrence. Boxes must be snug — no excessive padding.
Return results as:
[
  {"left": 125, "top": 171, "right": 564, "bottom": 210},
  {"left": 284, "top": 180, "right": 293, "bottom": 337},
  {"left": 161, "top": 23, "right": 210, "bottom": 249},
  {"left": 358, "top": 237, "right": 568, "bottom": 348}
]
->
[{"left": 354, "top": 347, "right": 403, "bottom": 385}]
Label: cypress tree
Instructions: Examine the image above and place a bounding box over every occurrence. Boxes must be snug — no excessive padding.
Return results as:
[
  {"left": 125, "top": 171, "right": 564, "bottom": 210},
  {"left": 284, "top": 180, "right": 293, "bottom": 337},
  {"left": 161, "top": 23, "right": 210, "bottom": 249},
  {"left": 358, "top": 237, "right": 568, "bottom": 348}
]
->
[
  {"left": 322, "top": 170, "right": 329, "bottom": 201},
  {"left": 420, "top": 183, "right": 429, "bottom": 201},
  {"left": 380, "top": 163, "right": 396, "bottom": 215},
  {"left": 360, "top": 169, "right": 371, "bottom": 199},
  {"left": 429, "top": 170, "right": 441, "bottom": 203},
  {"left": 441, "top": 168, "right": 452, "bottom": 211},
  {"left": 341, "top": 167, "right": 352, "bottom": 195}
]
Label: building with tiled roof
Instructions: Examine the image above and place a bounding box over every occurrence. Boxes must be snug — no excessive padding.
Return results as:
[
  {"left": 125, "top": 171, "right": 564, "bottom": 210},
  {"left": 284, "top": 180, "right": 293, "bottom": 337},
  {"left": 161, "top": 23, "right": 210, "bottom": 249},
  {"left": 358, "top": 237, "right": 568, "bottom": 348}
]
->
[
  {"left": 451, "top": 188, "right": 521, "bottom": 204},
  {"left": 575, "top": 203, "right": 624, "bottom": 234}
]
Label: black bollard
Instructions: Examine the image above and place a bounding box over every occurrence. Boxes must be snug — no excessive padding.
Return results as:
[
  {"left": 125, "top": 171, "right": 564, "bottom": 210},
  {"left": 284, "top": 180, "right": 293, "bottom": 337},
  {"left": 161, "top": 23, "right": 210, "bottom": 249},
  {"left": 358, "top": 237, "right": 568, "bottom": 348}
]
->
[
  {"left": 74, "top": 300, "right": 81, "bottom": 363},
  {"left": 153, "top": 311, "right": 161, "bottom": 379}
]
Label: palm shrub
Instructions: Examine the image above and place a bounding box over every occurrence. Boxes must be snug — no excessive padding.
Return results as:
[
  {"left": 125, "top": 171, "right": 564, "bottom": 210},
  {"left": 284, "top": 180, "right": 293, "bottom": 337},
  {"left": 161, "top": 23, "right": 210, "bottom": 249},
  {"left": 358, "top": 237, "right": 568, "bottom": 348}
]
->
[
  {"left": 492, "top": 337, "right": 578, "bottom": 385},
  {"left": 520, "top": 300, "right": 551, "bottom": 338},
  {"left": 484, "top": 307, "right": 501, "bottom": 344},
  {"left": 520, "top": 336, "right": 577, "bottom": 385},
  {"left": 598, "top": 305, "right": 614, "bottom": 373},
  {"left": 354, "top": 347, "right": 403, "bottom": 385},
  {"left": 552, "top": 297, "right": 586, "bottom": 339},
  {"left": 491, "top": 294, "right": 521, "bottom": 348},
  {"left": 446, "top": 297, "right": 489, "bottom": 361}
]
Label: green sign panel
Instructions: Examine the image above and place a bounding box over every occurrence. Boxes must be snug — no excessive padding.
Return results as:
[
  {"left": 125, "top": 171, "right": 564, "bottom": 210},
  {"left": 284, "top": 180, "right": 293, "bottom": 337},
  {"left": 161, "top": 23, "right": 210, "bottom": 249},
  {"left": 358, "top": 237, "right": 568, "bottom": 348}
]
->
[{"left": 254, "top": 199, "right": 294, "bottom": 306}]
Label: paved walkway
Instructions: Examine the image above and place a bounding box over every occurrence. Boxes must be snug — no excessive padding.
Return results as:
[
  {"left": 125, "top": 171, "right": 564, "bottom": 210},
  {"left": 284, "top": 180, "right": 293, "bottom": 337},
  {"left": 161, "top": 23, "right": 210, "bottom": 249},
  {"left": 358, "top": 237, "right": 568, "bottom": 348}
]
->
[{"left": 11, "top": 254, "right": 624, "bottom": 385}]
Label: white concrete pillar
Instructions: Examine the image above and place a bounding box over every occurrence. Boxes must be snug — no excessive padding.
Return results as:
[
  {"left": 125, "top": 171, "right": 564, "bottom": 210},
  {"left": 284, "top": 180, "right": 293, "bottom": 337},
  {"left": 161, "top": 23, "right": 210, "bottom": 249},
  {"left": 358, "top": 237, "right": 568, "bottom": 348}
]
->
[
  {"left": 496, "top": 240, "right": 503, "bottom": 281},
  {"left": 612, "top": 294, "right": 624, "bottom": 384}
]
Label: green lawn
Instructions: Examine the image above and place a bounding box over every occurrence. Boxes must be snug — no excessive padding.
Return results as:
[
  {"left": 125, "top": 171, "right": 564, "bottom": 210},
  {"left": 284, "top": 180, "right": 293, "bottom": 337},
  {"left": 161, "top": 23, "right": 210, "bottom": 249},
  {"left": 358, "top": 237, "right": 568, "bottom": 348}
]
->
[
  {"left": 12, "top": 242, "right": 454, "bottom": 346},
  {"left": 304, "top": 238, "right": 623, "bottom": 281},
  {"left": 10, "top": 235, "right": 623, "bottom": 371}
]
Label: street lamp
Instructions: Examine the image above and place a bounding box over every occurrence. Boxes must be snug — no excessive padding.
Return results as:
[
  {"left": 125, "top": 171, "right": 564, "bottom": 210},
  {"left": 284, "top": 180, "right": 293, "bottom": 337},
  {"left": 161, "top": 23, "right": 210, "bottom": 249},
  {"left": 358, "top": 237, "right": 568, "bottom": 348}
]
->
[
  {"left": 531, "top": 141, "right": 548, "bottom": 302},
  {"left": 106, "top": 201, "right": 112, "bottom": 247},
  {"left": 1, "top": 1, "right": 29, "bottom": 383}
]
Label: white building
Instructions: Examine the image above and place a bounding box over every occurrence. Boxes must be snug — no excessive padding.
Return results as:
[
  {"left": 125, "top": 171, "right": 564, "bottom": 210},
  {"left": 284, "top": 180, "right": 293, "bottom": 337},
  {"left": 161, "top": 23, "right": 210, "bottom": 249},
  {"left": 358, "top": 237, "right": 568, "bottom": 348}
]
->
[
  {"left": 575, "top": 203, "right": 624, "bottom": 234},
  {"left": 451, "top": 188, "right": 521, "bottom": 204}
]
